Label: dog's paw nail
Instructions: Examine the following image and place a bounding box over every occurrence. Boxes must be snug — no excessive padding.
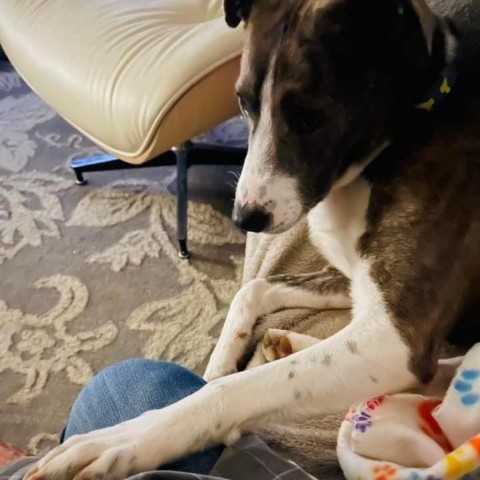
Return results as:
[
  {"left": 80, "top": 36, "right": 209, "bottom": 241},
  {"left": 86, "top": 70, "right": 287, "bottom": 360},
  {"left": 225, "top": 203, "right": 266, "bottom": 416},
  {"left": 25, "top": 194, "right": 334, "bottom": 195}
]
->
[
  {"left": 278, "top": 336, "right": 293, "bottom": 357},
  {"left": 26, "top": 467, "right": 46, "bottom": 480},
  {"left": 29, "top": 473, "right": 45, "bottom": 480},
  {"left": 262, "top": 330, "right": 293, "bottom": 362},
  {"left": 262, "top": 345, "right": 278, "bottom": 362},
  {"left": 263, "top": 332, "right": 273, "bottom": 348}
]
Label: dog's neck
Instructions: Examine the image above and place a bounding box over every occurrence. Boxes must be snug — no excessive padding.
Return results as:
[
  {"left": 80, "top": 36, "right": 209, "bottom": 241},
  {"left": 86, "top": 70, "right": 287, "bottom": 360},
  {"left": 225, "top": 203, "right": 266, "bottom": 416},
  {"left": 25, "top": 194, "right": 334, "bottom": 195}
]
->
[
  {"left": 331, "top": 17, "right": 458, "bottom": 194},
  {"left": 332, "top": 141, "right": 392, "bottom": 191}
]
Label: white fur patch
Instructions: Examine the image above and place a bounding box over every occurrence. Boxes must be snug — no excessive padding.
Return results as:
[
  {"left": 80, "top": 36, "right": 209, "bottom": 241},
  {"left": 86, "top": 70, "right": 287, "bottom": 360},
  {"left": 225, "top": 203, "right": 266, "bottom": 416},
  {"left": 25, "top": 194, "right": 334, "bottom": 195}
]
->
[
  {"left": 411, "top": 0, "right": 437, "bottom": 54},
  {"left": 308, "top": 177, "right": 371, "bottom": 278},
  {"left": 444, "top": 27, "right": 458, "bottom": 64},
  {"left": 332, "top": 141, "right": 390, "bottom": 191}
]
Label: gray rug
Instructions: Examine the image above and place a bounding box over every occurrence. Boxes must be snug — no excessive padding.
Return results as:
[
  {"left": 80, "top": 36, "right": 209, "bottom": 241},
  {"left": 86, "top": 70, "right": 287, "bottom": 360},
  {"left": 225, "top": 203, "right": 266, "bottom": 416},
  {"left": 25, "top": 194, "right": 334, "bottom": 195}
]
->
[{"left": 0, "top": 59, "right": 247, "bottom": 454}]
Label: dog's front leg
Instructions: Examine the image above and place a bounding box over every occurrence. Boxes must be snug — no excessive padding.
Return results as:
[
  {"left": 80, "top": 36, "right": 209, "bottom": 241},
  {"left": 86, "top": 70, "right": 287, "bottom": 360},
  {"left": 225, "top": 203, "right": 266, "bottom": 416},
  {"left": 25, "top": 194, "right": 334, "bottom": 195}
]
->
[
  {"left": 30, "top": 282, "right": 415, "bottom": 480},
  {"left": 204, "top": 268, "right": 350, "bottom": 381}
]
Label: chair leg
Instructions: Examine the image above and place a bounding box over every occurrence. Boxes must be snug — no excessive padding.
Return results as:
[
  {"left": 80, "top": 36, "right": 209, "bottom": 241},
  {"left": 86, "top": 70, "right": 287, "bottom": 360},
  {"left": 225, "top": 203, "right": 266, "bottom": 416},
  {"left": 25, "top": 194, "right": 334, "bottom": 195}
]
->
[
  {"left": 174, "top": 143, "right": 191, "bottom": 259},
  {"left": 70, "top": 151, "right": 177, "bottom": 185},
  {"left": 69, "top": 143, "right": 244, "bottom": 258},
  {"left": 73, "top": 169, "right": 87, "bottom": 185}
]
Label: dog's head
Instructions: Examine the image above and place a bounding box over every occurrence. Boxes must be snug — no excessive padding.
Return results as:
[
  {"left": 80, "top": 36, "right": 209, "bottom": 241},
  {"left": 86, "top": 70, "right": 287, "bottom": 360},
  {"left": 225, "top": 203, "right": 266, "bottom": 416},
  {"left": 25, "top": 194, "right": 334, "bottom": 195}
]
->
[{"left": 227, "top": 0, "right": 451, "bottom": 233}]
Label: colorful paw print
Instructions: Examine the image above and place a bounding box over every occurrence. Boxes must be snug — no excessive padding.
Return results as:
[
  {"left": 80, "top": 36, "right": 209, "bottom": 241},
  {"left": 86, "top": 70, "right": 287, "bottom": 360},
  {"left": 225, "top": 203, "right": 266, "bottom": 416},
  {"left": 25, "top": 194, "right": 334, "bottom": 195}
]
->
[
  {"left": 454, "top": 369, "right": 480, "bottom": 406},
  {"left": 373, "top": 464, "right": 396, "bottom": 480},
  {"left": 346, "top": 397, "right": 384, "bottom": 424},
  {"left": 364, "top": 396, "right": 385, "bottom": 412},
  {"left": 345, "top": 406, "right": 357, "bottom": 423},
  {"left": 410, "top": 474, "right": 442, "bottom": 480},
  {"left": 353, "top": 411, "right": 372, "bottom": 433}
]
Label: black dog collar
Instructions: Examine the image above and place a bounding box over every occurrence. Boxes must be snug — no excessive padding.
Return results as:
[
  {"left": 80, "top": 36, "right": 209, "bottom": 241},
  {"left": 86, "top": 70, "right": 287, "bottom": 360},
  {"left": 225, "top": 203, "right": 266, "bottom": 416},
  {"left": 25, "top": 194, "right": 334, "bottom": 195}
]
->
[{"left": 415, "top": 66, "right": 458, "bottom": 112}]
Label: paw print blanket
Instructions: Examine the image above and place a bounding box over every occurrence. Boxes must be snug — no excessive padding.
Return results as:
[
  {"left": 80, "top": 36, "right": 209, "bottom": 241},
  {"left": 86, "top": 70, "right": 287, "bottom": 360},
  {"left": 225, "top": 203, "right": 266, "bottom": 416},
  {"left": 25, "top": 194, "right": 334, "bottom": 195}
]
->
[{"left": 337, "top": 343, "right": 480, "bottom": 480}]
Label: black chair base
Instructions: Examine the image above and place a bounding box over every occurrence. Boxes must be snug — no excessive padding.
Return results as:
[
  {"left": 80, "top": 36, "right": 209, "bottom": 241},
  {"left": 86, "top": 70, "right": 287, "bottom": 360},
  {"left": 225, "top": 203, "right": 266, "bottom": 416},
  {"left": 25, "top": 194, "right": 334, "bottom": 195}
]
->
[{"left": 70, "top": 143, "right": 246, "bottom": 258}]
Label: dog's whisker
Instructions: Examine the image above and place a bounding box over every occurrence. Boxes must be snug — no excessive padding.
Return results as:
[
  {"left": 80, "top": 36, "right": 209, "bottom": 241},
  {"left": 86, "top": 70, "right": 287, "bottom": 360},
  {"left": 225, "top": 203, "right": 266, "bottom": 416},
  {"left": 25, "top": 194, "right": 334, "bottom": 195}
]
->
[
  {"left": 226, "top": 180, "right": 239, "bottom": 191},
  {"left": 228, "top": 170, "right": 241, "bottom": 180}
]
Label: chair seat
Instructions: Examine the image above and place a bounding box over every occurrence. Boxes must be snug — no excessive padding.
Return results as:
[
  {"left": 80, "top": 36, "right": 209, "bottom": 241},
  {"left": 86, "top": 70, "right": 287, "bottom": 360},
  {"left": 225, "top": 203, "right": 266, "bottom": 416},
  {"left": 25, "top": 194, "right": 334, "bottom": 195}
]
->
[{"left": 0, "top": 0, "right": 244, "bottom": 163}]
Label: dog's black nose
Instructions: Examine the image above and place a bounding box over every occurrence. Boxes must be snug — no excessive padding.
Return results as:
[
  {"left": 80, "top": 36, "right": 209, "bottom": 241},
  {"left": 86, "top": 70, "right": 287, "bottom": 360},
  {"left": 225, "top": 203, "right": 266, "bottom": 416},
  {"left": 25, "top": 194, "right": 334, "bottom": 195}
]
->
[{"left": 233, "top": 205, "right": 272, "bottom": 232}]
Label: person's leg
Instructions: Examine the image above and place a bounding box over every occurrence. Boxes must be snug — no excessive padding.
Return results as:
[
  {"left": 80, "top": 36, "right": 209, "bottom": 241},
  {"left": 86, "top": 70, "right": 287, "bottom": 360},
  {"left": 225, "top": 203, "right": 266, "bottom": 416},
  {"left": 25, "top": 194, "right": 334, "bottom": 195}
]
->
[{"left": 62, "top": 359, "right": 223, "bottom": 475}]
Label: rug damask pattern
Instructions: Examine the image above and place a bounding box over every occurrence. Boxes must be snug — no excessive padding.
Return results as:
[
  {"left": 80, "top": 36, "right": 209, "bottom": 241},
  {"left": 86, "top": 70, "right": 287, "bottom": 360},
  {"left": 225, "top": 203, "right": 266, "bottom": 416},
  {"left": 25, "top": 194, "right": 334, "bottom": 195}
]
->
[{"left": 0, "top": 60, "right": 247, "bottom": 453}]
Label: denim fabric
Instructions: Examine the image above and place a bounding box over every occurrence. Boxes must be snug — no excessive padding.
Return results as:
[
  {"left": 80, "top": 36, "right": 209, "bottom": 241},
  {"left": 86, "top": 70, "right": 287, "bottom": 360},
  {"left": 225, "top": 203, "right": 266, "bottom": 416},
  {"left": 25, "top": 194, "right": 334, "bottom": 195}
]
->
[{"left": 62, "top": 359, "right": 224, "bottom": 475}]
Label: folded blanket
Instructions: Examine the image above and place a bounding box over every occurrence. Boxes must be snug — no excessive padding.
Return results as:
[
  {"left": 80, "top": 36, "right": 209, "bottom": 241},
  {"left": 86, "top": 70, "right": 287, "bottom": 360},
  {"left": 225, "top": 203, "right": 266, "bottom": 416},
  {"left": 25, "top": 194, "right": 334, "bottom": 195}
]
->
[{"left": 338, "top": 344, "right": 480, "bottom": 480}]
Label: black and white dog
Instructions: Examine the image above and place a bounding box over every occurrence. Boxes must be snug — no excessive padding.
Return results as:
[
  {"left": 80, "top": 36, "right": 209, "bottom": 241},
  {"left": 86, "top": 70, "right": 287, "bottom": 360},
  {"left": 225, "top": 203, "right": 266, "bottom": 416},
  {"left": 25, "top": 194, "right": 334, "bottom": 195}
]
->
[{"left": 27, "top": 1, "right": 480, "bottom": 479}]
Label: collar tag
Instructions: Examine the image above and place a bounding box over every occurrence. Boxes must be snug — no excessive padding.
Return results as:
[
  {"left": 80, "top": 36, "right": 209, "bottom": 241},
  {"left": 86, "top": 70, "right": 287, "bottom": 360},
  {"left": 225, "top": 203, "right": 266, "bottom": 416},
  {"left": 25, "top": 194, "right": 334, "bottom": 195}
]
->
[{"left": 416, "top": 67, "right": 458, "bottom": 112}]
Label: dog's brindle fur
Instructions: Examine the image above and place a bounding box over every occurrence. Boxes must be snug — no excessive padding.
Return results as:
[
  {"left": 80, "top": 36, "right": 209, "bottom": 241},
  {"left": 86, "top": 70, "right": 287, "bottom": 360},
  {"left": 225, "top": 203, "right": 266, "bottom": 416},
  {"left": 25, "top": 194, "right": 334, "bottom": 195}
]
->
[
  {"left": 227, "top": 0, "right": 480, "bottom": 382},
  {"left": 232, "top": 0, "right": 448, "bottom": 217},
  {"left": 27, "top": 1, "right": 480, "bottom": 479}
]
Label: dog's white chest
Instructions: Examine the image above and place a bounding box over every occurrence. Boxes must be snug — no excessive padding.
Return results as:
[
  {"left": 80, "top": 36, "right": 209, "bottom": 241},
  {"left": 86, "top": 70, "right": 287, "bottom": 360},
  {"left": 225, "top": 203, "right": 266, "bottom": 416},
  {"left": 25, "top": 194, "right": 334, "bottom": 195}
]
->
[{"left": 307, "top": 178, "right": 371, "bottom": 278}]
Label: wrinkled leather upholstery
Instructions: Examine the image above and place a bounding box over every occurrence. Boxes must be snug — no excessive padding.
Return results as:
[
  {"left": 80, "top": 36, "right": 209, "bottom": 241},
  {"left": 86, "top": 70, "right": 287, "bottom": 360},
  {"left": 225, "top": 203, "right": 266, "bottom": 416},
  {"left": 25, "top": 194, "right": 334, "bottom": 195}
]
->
[{"left": 0, "top": 0, "right": 244, "bottom": 163}]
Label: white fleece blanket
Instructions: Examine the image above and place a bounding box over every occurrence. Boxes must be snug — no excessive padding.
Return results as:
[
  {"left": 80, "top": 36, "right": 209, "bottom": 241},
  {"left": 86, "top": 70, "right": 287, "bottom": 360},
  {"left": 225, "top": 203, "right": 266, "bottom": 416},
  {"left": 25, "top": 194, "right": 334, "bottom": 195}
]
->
[{"left": 338, "top": 344, "right": 480, "bottom": 480}]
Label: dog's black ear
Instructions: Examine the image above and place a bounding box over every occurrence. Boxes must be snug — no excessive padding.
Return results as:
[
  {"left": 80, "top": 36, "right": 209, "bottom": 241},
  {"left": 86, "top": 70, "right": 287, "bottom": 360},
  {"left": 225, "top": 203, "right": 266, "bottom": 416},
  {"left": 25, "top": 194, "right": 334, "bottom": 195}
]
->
[{"left": 224, "top": 0, "right": 253, "bottom": 28}]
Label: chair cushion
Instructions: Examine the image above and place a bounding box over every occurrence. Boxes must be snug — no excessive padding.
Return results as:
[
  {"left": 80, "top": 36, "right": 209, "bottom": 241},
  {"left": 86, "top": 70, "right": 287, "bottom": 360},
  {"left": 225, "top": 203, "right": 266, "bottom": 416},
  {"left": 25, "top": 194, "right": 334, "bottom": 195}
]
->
[{"left": 0, "top": 0, "right": 244, "bottom": 163}]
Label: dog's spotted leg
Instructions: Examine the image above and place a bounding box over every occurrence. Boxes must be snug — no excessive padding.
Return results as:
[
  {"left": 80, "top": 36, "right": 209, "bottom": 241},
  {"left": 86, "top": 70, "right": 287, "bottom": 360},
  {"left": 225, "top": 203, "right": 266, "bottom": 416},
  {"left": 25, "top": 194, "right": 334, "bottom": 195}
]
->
[
  {"left": 204, "top": 268, "right": 350, "bottom": 381},
  {"left": 28, "top": 260, "right": 416, "bottom": 480},
  {"left": 262, "top": 328, "right": 321, "bottom": 361}
]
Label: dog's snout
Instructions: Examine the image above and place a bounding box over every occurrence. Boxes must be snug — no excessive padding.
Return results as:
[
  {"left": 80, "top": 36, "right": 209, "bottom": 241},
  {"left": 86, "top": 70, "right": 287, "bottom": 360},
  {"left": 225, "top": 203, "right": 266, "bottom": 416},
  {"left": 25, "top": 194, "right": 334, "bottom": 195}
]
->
[{"left": 233, "top": 205, "right": 272, "bottom": 233}]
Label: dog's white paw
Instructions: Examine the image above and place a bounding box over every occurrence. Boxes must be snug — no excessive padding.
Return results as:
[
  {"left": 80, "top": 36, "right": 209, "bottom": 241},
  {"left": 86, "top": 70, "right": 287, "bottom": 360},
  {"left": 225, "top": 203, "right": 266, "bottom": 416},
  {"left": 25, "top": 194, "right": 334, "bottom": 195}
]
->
[
  {"left": 204, "top": 357, "right": 237, "bottom": 382},
  {"left": 262, "top": 329, "right": 294, "bottom": 362},
  {"left": 262, "top": 329, "right": 321, "bottom": 362},
  {"left": 25, "top": 414, "right": 160, "bottom": 480},
  {"left": 204, "top": 339, "right": 245, "bottom": 381}
]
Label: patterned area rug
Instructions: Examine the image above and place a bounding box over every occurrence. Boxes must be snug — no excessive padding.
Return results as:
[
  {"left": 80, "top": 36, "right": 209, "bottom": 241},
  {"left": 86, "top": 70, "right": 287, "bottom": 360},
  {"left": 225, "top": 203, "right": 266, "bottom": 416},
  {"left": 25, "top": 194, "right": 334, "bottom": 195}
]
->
[{"left": 0, "top": 60, "right": 247, "bottom": 454}]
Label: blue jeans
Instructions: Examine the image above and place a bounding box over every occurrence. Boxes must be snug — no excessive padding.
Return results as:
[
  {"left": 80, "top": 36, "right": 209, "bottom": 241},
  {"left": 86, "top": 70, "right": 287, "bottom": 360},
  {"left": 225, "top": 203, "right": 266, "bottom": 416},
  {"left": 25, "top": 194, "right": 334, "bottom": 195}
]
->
[{"left": 62, "top": 359, "right": 224, "bottom": 475}]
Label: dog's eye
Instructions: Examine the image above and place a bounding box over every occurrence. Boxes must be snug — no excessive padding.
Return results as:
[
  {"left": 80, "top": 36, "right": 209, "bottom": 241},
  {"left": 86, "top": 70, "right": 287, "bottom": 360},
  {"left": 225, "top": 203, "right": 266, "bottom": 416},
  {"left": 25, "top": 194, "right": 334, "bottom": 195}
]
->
[
  {"left": 237, "top": 93, "right": 258, "bottom": 120},
  {"left": 282, "top": 94, "right": 324, "bottom": 135},
  {"left": 238, "top": 96, "right": 250, "bottom": 118},
  {"left": 292, "top": 107, "right": 324, "bottom": 135}
]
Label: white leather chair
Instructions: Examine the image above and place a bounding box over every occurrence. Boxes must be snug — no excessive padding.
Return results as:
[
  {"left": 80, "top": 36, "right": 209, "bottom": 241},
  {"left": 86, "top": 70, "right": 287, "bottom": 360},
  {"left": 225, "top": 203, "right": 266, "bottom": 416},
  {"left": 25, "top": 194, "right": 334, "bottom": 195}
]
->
[{"left": 0, "top": 0, "right": 245, "bottom": 257}]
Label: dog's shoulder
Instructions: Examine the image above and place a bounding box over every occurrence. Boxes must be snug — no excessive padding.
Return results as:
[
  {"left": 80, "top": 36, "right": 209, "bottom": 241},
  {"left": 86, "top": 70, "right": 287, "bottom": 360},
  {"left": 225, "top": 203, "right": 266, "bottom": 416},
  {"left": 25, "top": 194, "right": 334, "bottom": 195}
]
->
[
  {"left": 362, "top": 76, "right": 480, "bottom": 255},
  {"left": 358, "top": 81, "right": 480, "bottom": 376}
]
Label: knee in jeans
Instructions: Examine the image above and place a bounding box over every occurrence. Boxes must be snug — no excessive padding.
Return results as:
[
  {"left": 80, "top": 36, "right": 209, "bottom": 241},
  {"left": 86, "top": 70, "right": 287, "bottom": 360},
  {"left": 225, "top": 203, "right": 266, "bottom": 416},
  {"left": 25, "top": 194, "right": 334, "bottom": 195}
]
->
[
  {"left": 63, "top": 359, "right": 205, "bottom": 441},
  {"left": 97, "top": 358, "right": 167, "bottom": 378},
  {"left": 91, "top": 359, "right": 204, "bottom": 389}
]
